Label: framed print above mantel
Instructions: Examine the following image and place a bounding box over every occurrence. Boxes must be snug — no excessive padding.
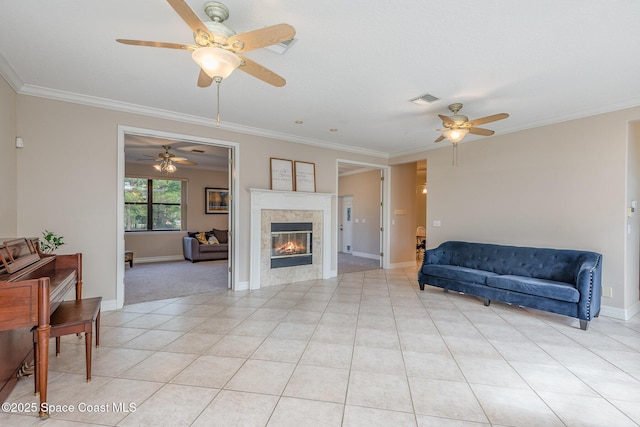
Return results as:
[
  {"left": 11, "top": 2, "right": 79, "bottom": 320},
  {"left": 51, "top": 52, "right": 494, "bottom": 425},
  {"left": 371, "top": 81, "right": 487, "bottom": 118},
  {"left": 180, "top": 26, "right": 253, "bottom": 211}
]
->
[
  {"left": 270, "top": 158, "right": 294, "bottom": 191},
  {"left": 205, "top": 188, "right": 229, "bottom": 214},
  {"left": 295, "top": 161, "right": 316, "bottom": 192}
]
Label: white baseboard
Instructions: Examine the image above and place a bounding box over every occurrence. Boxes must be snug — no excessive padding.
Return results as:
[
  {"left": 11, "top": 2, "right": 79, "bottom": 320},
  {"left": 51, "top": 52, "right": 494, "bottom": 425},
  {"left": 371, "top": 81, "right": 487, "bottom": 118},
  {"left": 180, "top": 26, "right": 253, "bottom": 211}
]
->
[
  {"left": 234, "top": 281, "right": 250, "bottom": 291},
  {"left": 388, "top": 261, "right": 419, "bottom": 269},
  {"left": 101, "top": 298, "right": 119, "bottom": 312},
  {"left": 600, "top": 300, "right": 640, "bottom": 321},
  {"left": 352, "top": 251, "right": 380, "bottom": 261},
  {"left": 133, "top": 255, "right": 184, "bottom": 264}
]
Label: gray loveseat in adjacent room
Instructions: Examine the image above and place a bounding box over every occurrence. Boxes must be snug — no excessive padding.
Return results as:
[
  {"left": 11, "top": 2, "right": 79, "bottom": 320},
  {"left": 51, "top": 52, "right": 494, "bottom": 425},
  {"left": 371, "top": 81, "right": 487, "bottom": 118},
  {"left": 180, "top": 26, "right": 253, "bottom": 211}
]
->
[
  {"left": 182, "top": 229, "right": 228, "bottom": 262},
  {"left": 418, "top": 241, "right": 603, "bottom": 330}
]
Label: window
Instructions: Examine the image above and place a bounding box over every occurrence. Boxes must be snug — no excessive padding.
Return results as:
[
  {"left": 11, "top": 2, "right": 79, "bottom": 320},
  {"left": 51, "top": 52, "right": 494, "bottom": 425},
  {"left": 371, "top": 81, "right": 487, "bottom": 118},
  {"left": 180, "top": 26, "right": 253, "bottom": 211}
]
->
[{"left": 125, "top": 177, "right": 185, "bottom": 231}]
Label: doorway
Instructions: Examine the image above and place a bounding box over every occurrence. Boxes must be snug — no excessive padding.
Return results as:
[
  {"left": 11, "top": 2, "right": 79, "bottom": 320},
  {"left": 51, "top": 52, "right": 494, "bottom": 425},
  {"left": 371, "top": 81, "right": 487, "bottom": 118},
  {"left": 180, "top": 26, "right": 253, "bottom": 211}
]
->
[
  {"left": 117, "top": 126, "right": 239, "bottom": 309},
  {"left": 336, "top": 160, "right": 390, "bottom": 273}
]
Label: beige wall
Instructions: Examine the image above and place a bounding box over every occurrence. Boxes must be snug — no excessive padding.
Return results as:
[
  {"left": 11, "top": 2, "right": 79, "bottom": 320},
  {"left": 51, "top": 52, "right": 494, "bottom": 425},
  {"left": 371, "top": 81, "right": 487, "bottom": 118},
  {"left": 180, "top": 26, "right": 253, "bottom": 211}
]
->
[
  {"left": 0, "top": 76, "right": 17, "bottom": 237},
  {"left": 338, "top": 169, "right": 381, "bottom": 257},
  {"left": 123, "top": 163, "right": 228, "bottom": 260},
  {"left": 393, "top": 107, "right": 640, "bottom": 317},
  {"left": 12, "top": 94, "right": 386, "bottom": 305}
]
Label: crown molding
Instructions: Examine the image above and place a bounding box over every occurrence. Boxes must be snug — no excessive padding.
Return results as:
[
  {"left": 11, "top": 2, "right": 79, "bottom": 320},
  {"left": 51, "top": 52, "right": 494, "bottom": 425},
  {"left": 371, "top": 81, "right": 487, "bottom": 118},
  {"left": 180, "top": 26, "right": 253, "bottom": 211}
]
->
[
  {"left": 0, "top": 53, "right": 23, "bottom": 92},
  {"left": 14, "top": 83, "right": 389, "bottom": 159}
]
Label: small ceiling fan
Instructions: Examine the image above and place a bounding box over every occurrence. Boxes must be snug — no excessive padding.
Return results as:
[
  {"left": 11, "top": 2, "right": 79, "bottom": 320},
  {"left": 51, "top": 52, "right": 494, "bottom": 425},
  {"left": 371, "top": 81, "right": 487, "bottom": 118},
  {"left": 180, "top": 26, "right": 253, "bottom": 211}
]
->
[
  {"left": 117, "top": 0, "right": 295, "bottom": 88},
  {"left": 151, "top": 145, "right": 197, "bottom": 173},
  {"left": 435, "top": 103, "right": 509, "bottom": 144}
]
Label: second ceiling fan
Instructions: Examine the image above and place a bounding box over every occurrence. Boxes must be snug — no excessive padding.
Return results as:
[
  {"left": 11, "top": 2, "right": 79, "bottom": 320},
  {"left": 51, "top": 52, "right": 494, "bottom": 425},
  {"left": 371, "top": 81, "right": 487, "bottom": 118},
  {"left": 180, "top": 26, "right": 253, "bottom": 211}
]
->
[{"left": 435, "top": 103, "right": 509, "bottom": 144}]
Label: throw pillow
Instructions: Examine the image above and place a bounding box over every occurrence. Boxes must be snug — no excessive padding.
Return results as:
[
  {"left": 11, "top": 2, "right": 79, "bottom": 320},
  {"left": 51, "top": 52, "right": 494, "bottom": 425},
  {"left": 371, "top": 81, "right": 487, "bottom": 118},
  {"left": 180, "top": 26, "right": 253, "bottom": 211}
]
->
[
  {"left": 196, "top": 232, "right": 209, "bottom": 244},
  {"left": 208, "top": 235, "right": 219, "bottom": 244},
  {"left": 211, "top": 229, "right": 228, "bottom": 244}
]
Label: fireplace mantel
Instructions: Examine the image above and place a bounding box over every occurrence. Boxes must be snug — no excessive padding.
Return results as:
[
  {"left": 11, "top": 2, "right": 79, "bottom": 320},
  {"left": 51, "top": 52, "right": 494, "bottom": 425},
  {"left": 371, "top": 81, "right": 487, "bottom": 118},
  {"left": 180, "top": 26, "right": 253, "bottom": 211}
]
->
[{"left": 250, "top": 189, "right": 334, "bottom": 289}]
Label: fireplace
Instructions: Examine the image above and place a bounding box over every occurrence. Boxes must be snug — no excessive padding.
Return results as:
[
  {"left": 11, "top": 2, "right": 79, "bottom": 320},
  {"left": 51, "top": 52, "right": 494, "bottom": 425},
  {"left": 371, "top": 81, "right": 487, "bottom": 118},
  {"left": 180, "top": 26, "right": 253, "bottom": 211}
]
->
[
  {"left": 271, "top": 222, "right": 313, "bottom": 268},
  {"left": 249, "top": 189, "right": 333, "bottom": 290}
]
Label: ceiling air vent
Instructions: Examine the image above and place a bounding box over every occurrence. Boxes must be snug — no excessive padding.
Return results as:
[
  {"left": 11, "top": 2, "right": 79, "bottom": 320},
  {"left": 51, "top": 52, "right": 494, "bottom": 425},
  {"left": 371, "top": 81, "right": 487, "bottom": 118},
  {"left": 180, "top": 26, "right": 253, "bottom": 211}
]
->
[
  {"left": 265, "top": 39, "right": 298, "bottom": 55},
  {"left": 409, "top": 93, "right": 440, "bottom": 105}
]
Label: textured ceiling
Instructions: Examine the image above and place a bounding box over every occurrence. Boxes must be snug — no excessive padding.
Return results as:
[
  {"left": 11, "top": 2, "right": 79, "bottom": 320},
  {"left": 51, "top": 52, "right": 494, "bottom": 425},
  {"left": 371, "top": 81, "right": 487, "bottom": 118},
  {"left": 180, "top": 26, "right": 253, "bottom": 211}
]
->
[{"left": 1, "top": 1, "right": 639, "bottom": 158}]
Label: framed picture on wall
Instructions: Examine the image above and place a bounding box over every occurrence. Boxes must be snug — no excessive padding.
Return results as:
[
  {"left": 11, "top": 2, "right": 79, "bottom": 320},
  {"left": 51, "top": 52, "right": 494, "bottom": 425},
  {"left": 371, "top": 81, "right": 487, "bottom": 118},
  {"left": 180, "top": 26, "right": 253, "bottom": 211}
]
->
[
  {"left": 205, "top": 188, "right": 229, "bottom": 214},
  {"left": 270, "top": 158, "right": 294, "bottom": 191},
  {"left": 294, "top": 161, "right": 316, "bottom": 192}
]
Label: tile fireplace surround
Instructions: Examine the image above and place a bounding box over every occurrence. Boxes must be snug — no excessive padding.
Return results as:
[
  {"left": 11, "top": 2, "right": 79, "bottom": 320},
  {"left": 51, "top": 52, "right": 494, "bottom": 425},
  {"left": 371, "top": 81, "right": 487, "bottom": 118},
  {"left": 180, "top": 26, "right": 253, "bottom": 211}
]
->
[{"left": 250, "top": 189, "right": 334, "bottom": 290}]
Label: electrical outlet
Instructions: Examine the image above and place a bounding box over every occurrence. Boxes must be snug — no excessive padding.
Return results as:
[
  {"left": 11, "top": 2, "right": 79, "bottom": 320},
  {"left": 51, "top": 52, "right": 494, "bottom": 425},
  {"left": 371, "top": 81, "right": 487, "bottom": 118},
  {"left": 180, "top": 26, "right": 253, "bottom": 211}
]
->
[{"left": 602, "top": 286, "right": 613, "bottom": 298}]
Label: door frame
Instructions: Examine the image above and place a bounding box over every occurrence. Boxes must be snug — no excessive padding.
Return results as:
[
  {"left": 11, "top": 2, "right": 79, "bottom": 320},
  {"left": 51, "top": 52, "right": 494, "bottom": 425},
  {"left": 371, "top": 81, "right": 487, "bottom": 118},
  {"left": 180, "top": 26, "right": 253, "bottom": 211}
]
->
[
  {"left": 336, "top": 159, "right": 390, "bottom": 270},
  {"left": 117, "top": 125, "right": 239, "bottom": 309}
]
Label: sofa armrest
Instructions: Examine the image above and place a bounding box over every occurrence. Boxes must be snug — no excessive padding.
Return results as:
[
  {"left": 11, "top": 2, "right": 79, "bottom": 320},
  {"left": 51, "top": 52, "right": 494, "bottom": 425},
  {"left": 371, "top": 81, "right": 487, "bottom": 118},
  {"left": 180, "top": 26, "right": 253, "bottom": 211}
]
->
[
  {"left": 182, "top": 237, "right": 200, "bottom": 262},
  {"left": 575, "top": 254, "right": 602, "bottom": 320}
]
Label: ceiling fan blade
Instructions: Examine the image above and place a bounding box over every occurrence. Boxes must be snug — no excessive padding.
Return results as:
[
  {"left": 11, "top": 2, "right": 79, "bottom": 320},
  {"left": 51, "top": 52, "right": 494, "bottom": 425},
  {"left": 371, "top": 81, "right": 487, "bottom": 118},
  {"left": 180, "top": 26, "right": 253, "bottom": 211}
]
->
[
  {"left": 166, "top": 0, "right": 213, "bottom": 45},
  {"left": 469, "top": 127, "right": 495, "bottom": 136},
  {"left": 435, "top": 135, "right": 445, "bottom": 143},
  {"left": 116, "top": 39, "right": 196, "bottom": 51},
  {"left": 467, "top": 113, "right": 509, "bottom": 127},
  {"left": 227, "top": 24, "right": 296, "bottom": 53},
  {"left": 438, "top": 114, "right": 455, "bottom": 127},
  {"left": 237, "top": 55, "right": 286, "bottom": 87},
  {"left": 174, "top": 159, "right": 197, "bottom": 165},
  {"left": 197, "top": 69, "right": 214, "bottom": 87}
]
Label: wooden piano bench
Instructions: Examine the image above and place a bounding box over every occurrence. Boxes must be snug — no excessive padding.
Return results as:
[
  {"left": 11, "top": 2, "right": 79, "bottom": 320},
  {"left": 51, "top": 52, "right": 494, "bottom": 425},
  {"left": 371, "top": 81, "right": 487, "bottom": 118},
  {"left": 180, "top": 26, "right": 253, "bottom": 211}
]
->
[{"left": 48, "top": 297, "right": 102, "bottom": 382}]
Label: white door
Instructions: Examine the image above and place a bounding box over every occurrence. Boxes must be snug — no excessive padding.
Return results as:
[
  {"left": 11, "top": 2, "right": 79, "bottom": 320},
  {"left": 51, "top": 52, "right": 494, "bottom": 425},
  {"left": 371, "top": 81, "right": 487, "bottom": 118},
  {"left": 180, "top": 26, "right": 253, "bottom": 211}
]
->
[{"left": 341, "top": 196, "right": 353, "bottom": 253}]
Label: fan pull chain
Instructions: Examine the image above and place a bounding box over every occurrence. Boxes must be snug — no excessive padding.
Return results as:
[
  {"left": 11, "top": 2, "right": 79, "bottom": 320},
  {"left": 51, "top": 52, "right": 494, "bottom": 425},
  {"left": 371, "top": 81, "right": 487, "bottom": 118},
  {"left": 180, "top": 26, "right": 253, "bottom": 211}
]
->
[
  {"left": 452, "top": 143, "right": 458, "bottom": 166},
  {"left": 215, "top": 76, "right": 222, "bottom": 127}
]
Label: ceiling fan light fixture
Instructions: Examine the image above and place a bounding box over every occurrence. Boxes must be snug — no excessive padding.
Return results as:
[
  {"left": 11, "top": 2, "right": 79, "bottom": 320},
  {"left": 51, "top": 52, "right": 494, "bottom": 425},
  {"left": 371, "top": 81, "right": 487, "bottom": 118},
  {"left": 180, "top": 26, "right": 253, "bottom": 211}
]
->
[
  {"left": 192, "top": 47, "right": 241, "bottom": 79},
  {"left": 154, "top": 158, "right": 177, "bottom": 174},
  {"left": 443, "top": 128, "right": 469, "bottom": 143}
]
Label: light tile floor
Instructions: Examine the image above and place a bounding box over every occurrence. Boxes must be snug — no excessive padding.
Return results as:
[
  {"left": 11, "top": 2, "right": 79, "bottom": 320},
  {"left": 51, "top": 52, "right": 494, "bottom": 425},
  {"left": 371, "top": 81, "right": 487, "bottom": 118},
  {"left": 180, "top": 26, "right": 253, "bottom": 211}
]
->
[{"left": 4, "top": 267, "right": 640, "bottom": 426}]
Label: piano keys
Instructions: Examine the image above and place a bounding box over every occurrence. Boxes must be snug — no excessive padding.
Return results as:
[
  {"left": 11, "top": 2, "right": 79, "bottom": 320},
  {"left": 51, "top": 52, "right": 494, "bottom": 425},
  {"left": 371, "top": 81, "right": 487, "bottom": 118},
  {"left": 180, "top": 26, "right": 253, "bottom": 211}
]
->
[{"left": 0, "top": 237, "right": 82, "bottom": 418}]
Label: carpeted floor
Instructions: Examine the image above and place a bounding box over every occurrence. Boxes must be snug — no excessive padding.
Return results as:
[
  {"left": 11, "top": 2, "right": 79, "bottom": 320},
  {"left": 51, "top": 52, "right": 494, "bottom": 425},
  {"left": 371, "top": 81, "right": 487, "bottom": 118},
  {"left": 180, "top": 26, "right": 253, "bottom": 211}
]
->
[
  {"left": 337, "top": 252, "right": 380, "bottom": 274},
  {"left": 124, "top": 260, "right": 229, "bottom": 305}
]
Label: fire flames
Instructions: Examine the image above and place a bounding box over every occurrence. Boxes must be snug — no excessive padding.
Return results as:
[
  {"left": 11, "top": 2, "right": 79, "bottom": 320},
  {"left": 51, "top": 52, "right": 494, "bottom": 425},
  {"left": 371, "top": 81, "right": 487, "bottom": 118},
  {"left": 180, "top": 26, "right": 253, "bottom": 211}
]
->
[{"left": 275, "top": 240, "right": 304, "bottom": 255}]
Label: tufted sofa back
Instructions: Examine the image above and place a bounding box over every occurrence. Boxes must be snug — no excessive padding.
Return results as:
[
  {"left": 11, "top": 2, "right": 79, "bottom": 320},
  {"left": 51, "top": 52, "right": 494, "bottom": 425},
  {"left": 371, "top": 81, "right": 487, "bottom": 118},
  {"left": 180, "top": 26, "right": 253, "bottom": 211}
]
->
[{"left": 428, "top": 241, "right": 601, "bottom": 283}]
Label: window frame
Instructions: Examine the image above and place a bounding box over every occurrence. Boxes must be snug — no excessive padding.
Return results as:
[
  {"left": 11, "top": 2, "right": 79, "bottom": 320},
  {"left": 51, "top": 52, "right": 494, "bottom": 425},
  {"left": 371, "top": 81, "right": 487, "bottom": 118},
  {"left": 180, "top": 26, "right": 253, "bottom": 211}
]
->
[{"left": 124, "top": 176, "right": 187, "bottom": 232}]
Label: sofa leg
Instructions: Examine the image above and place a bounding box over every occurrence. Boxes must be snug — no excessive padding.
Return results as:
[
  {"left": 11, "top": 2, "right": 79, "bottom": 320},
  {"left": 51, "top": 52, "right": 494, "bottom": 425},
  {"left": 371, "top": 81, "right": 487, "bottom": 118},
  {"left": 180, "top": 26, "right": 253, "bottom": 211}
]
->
[
  {"left": 579, "top": 319, "right": 589, "bottom": 331},
  {"left": 443, "top": 289, "right": 449, "bottom": 293},
  {"left": 419, "top": 284, "right": 424, "bottom": 291},
  {"left": 483, "top": 299, "right": 491, "bottom": 307}
]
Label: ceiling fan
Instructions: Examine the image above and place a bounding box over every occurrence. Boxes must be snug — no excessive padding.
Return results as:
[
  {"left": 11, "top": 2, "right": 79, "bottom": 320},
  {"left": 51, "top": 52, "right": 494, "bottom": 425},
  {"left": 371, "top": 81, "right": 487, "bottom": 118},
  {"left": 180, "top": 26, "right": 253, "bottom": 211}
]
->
[
  {"left": 116, "top": 0, "right": 295, "bottom": 125},
  {"left": 151, "top": 145, "right": 197, "bottom": 173},
  {"left": 117, "top": 0, "right": 295, "bottom": 87},
  {"left": 435, "top": 103, "right": 509, "bottom": 144}
]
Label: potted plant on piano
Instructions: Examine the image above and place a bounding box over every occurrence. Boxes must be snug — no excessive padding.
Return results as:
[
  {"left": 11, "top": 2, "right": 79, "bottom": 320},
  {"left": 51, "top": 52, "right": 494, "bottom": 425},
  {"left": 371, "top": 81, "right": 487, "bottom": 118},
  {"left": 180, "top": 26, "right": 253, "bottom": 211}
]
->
[{"left": 40, "top": 230, "right": 65, "bottom": 254}]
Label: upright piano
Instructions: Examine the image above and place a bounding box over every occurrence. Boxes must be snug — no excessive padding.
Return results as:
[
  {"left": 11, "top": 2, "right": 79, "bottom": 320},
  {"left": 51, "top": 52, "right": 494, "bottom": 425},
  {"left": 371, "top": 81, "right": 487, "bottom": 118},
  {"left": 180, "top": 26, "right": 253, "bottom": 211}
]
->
[{"left": 0, "top": 237, "right": 82, "bottom": 418}]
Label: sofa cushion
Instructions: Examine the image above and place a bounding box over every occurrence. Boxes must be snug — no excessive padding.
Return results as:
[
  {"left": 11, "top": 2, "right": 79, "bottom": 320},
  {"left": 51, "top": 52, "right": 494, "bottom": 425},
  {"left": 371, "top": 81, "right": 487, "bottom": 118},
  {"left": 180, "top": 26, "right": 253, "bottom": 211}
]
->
[
  {"left": 441, "top": 241, "right": 595, "bottom": 283},
  {"left": 212, "top": 229, "right": 228, "bottom": 244},
  {"left": 486, "top": 275, "right": 579, "bottom": 303},
  {"left": 199, "top": 243, "right": 228, "bottom": 253},
  {"left": 423, "top": 265, "right": 498, "bottom": 284},
  {"left": 195, "top": 232, "right": 210, "bottom": 244}
]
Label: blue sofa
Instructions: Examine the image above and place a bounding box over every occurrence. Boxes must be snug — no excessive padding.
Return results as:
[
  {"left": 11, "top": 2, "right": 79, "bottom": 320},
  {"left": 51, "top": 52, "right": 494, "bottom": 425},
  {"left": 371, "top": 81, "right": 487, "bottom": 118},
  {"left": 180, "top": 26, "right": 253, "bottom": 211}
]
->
[{"left": 418, "top": 241, "right": 603, "bottom": 330}]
